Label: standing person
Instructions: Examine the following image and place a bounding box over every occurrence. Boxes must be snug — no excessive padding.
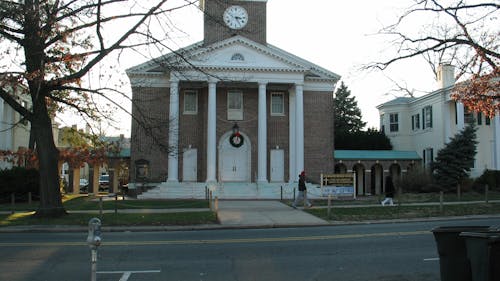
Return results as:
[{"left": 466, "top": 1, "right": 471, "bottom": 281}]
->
[
  {"left": 292, "top": 171, "right": 312, "bottom": 208},
  {"left": 381, "top": 175, "right": 395, "bottom": 206}
]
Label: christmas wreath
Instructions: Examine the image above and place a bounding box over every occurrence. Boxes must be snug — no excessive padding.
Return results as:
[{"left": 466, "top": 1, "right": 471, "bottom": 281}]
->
[{"left": 229, "top": 132, "right": 244, "bottom": 148}]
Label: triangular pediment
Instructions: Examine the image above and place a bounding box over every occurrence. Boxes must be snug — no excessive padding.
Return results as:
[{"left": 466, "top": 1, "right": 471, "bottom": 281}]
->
[{"left": 127, "top": 36, "right": 340, "bottom": 81}]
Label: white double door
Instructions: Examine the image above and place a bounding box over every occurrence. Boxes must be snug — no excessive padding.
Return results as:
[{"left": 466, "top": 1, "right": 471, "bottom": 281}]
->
[{"left": 219, "top": 134, "right": 251, "bottom": 182}]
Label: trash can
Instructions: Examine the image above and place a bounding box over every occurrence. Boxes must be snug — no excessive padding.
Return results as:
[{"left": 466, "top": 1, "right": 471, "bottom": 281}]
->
[
  {"left": 431, "top": 226, "right": 491, "bottom": 281},
  {"left": 460, "top": 231, "right": 500, "bottom": 281}
]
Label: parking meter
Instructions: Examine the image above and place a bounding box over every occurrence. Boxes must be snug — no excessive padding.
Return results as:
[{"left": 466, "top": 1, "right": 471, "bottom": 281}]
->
[
  {"left": 87, "top": 218, "right": 102, "bottom": 249},
  {"left": 87, "top": 218, "right": 101, "bottom": 281}
]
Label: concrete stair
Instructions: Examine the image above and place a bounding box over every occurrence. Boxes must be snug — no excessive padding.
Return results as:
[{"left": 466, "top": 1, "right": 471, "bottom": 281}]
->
[{"left": 137, "top": 181, "right": 324, "bottom": 200}]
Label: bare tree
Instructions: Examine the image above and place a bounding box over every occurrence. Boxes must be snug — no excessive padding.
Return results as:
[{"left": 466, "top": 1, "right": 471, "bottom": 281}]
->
[
  {"left": 367, "top": 0, "right": 499, "bottom": 113},
  {"left": 0, "top": 0, "right": 197, "bottom": 217}
]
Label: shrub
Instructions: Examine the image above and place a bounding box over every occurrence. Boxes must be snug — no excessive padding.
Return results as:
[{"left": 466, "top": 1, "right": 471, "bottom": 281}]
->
[
  {"left": 396, "top": 168, "right": 439, "bottom": 193},
  {"left": 474, "top": 170, "right": 500, "bottom": 191},
  {"left": 0, "top": 167, "right": 40, "bottom": 202}
]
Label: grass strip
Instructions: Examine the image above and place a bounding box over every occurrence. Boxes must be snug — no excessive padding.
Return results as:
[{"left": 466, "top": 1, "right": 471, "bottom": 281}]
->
[
  {"left": 0, "top": 196, "right": 210, "bottom": 212},
  {"left": 306, "top": 203, "right": 500, "bottom": 221},
  {"left": 0, "top": 211, "right": 218, "bottom": 227}
]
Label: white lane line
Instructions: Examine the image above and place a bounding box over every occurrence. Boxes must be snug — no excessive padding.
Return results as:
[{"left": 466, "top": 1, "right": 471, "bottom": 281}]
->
[
  {"left": 119, "top": 272, "right": 132, "bottom": 281},
  {"left": 423, "top": 257, "right": 439, "bottom": 261},
  {"left": 97, "top": 270, "right": 161, "bottom": 281},
  {"left": 98, "top": 270, "right": 161, "bottom": 274}
]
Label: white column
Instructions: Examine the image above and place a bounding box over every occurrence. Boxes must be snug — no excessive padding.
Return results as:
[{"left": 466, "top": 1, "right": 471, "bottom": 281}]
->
[
  {"left": 257, "top": 82, "right": 268, "bottom": 183},
  {"left": 206, "top": 80, "right": 217, "bottom": 182},
  {"left": 295, "top": 83, "right": 304, "bottom": 177},
  {"left": 0, "top": 100, "right": 4, "bottom": 150},
  {"left": 289, "top": 88, "right": 296, "bottom": 183},
  {"left": 494, "top": 114, "right": 500, "bottom": 169},
  {"left": 456, "top": 101, "right": 465, "bottom": 131},
  {"left": 167, "top": 80, "right": 179, "bottom": 182}
]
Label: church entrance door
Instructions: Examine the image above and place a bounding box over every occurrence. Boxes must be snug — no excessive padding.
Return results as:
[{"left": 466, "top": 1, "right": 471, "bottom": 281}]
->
[{"left": 219, "top": 132, "right": 251, "bottom": 182}]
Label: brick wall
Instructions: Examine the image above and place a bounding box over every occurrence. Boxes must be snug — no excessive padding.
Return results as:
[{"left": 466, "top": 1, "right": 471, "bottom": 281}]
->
[
  {"left": 130, "top": 84, "right": 335, "bottom": 184},
  {"left": 130, "top": 87, "right": 170, "bottom": 182},
  {"left": 204, "top": 0, "right": 267, "bottom": 45},
  {"left": 304, "top": 91, "right": 335, "bottom": 183}
]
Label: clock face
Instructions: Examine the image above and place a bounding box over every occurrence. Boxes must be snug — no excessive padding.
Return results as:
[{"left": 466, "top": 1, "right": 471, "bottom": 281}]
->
[{"left": 223, "top": 5, "right": 248, "bottom": 30}]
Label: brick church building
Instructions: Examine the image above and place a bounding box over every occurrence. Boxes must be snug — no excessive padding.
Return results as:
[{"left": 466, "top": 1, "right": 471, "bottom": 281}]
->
[{"left": 127, "top": 0, "right": 340, "bottom": 193}]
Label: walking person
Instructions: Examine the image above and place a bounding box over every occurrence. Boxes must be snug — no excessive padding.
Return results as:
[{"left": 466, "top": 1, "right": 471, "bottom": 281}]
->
[
  {"left": 381, "top": 175, "right": 395, "bottom": 206},
  {"left": 292, "top": 171, "right": 312, "bottom": 208}
]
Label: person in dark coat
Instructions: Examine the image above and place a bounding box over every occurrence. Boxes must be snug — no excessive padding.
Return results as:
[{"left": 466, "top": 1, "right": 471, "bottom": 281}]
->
[
  {"left": 292, "top": 171, "right": 312, "bottom": 208},
  {"left": 381, "top": 175, "right": 395, "bottom": 206}
]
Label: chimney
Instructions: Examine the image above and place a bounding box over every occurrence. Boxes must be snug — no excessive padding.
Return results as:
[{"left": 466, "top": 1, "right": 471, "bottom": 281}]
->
[{"left": 437, "top": 64, "right": 455, "bottom": 89}]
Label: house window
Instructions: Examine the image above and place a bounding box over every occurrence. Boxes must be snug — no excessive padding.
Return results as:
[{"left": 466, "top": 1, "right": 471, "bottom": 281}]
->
[
  {"left": 486, "top": 116, "right": 491, "bottom": 125},
  {"left": 380, "top": 114, "right": 385, "bottom": 133},
  {"left": 422, "top": 106, "right": 433, "bottom": 129},
  {"left": 464, "top": 109, "right": 474, "bottom": 124},
  {"left": 423, "top": 148, "right": 434, "bottom": 170},
  {"left": 477, "top": 112, "right": 482, "bottom": 125},
  {"left": 389, "top": 113, "right": 399, "bottom": 132},
  {"left": 411, "top": 114, "right": 420, "bottom": 131},
  {"left": 183, "top": 90, "right": 198, "bottom": 114},
  {"left": 227, "top": 90, "right": 243, "bottom": 120},
  {"left": 270, "top": 92, "right": 284, "bottom": 115}
]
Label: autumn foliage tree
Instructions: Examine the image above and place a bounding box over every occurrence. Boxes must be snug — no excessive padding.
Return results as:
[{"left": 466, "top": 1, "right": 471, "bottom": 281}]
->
[
  {"left": 0, "top": 0, "right": 192, "bottom": 217},
  {"left": 369, "top": 0, "right": 499, "bottom": 115}
]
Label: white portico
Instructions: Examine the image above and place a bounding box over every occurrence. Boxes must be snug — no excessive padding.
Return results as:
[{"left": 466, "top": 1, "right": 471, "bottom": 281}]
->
[{"left": 164, "top": 74, "right": 308, "bottom": 184}]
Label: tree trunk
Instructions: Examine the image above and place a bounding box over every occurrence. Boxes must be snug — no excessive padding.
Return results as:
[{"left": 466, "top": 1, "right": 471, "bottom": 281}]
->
[{"left": 32, "top": 97, "right": 66, "bottom": 217}]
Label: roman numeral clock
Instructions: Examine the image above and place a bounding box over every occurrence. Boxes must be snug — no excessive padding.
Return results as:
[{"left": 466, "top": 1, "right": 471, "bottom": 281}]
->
[
  {"left": 203, "top": 0, "right": 267, "bottom": 46},
  {"left": 223, "top": 5, "right": 248, "bottom": 30}
]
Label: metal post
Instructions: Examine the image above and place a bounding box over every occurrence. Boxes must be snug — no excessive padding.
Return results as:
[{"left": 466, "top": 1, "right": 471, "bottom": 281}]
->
[
  {"left": 11, "top": 193, "right": 15, "bottom": 214},
  {"left": 485, "top": 184, "right": 489, "bottom": 204},
  {"left": 209, "top": 191, "right": 212, "bottom": 210},
  {"left": 457, "top": 184, "right": 461, "bottom": 201},
  {"left": 293, "top": 188, "right": 296, "bottom": 201},
  {"left": 280, "top": 186, "right": 283, "bottom": 201},
  {"left": 28, "top": 192, "right": 32, "bottom": 205},
  {"left": 327, "top": 195, "right": 332, "bottom": 220},
  {"left": 114, "top": 194, "right": 118, "bottom": 214},
  {"left": 99, "top": 197, "right": 103, "bottom": 219},
  {"left": 91, "top": 249, "right": 97, "bottom": 281},
  {"left": 439, "top": 191, "right": 444, "bottom": 213}
]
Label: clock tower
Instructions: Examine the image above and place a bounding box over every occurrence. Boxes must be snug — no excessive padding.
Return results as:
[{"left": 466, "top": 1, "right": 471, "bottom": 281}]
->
[{"left": 202, "top": 0, "right": 267, "bottom": 46}]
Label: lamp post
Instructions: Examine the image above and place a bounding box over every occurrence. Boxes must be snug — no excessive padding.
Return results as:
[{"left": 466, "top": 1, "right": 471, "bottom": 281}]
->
[{"left": 232, "top": 122, "right": 239, "bottom": 135}]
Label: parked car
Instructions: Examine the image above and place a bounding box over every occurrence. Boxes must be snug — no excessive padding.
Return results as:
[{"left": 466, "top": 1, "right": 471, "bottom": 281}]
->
[
  {"left": 79, "top": 178, "right": 89, "bottom": 193},
  {"left": 99, "top": 174, "right": 109, "bottom": 191}
]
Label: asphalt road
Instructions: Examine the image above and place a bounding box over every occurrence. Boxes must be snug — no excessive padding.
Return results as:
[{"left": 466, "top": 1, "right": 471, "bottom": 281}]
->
[{"left": 0, "top": 218, "right": 498, "bottom": 281}]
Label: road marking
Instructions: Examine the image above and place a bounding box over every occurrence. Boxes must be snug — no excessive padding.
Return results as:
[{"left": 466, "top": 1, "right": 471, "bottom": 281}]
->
[
  {"left": 97, "top": 270, "right": 161, "bottom": 281},
  {"left": 423, "top": 258, "right": 439, "bottom": 261},
  {"left": 0, "top": 230, "right": 430, "bottom": 247},
  {"left": 119, "top": 272, "right": 131, "bottom": 281}
]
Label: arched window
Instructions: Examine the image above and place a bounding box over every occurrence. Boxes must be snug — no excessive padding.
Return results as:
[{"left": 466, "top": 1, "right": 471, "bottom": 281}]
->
[{"left": 231, "top": 53, "right": 245, "bottom": 61}]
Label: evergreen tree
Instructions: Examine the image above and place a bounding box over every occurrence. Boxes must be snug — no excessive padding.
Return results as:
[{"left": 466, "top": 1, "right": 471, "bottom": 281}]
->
[
  {"left": 335, "top": 128, "right": 392, "bottom": 150},
  {"left": 432, "top": 124, "right": 478, "bottom": 190},
  {"left": 334, "top": 83, "right": 391, "bottom": 150},
  {"left": 334, "top": 82, "right": 366, "bottom": 134}
]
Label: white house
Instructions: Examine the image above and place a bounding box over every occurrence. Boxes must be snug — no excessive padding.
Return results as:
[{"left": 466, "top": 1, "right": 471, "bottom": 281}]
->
[{"left": 377, "top": 64, "right": 500, "bottom": 178}]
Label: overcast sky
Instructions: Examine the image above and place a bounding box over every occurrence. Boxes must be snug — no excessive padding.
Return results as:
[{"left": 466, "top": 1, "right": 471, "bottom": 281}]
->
[{"left": 71, "top": 0, "right": 441, "bottom": 136}]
